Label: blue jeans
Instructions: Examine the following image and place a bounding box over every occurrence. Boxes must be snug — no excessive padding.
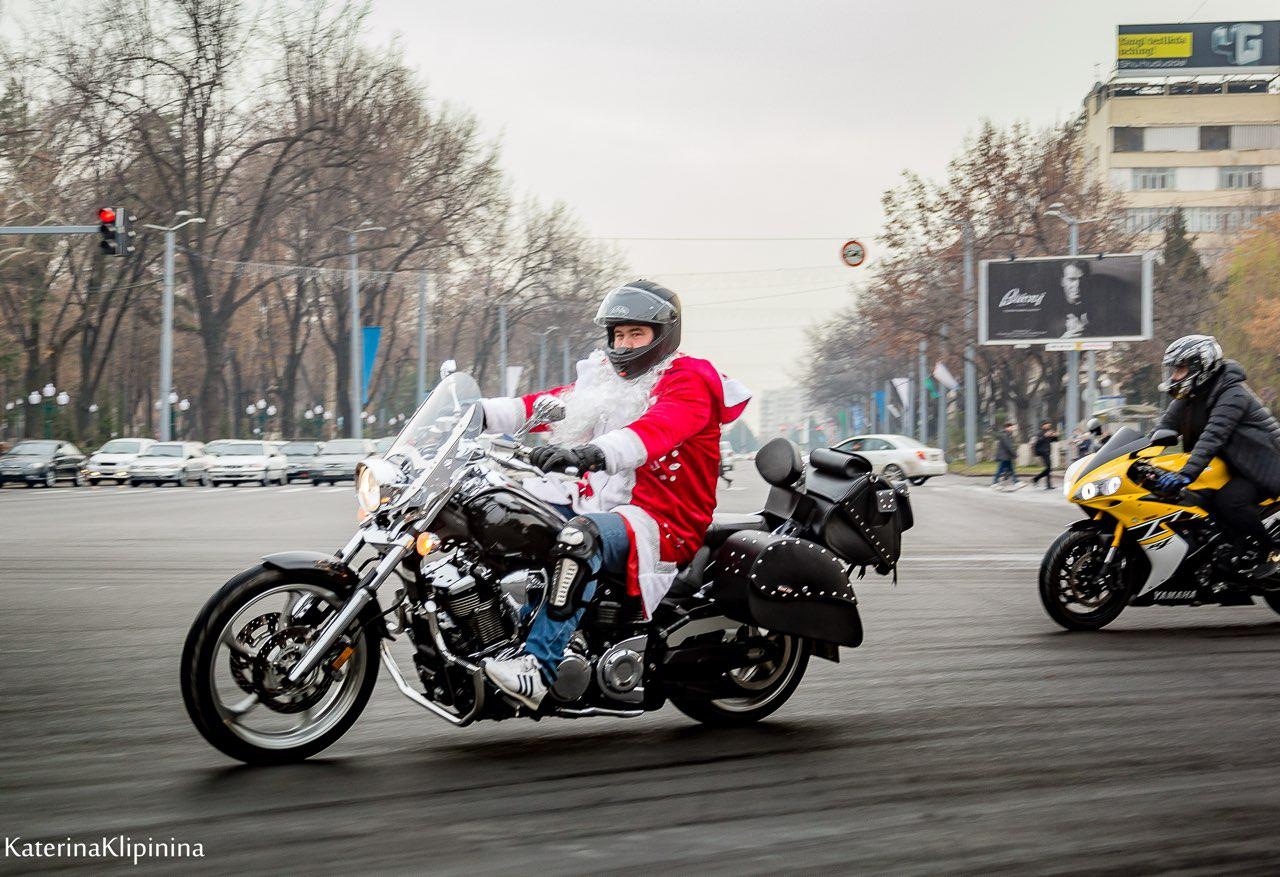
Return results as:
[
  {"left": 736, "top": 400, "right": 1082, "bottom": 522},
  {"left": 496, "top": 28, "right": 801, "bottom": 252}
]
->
[
  {"left": 524, "top": 511, "right": 631, "bottom": 680},
  {"left": 992, "top": 459, "right": 1017, "bottom": 484}
]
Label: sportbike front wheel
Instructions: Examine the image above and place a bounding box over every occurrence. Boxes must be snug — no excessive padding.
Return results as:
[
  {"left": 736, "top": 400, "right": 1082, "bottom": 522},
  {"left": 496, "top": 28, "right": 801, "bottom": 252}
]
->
[
  {"left": 180, "top": 566, "right": 380, "bottom": 765},
  {"left": 670, "top": 629, "right": 809, "bottom": 726},
  {"left": 1040, "top": 528, "right": 1131, "bottom": 631}
]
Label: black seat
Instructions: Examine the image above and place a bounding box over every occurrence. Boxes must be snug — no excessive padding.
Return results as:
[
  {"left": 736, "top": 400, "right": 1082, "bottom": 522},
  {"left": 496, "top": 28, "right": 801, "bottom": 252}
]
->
[{"left": 703, "top": 512, "right": 768, "bottom": 551}]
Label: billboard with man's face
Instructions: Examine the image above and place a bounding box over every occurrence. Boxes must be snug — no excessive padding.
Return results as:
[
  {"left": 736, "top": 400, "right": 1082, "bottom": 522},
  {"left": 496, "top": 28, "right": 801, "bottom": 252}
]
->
[{"left": 979, "top": 253, "right": 1153, "bottom": 345}]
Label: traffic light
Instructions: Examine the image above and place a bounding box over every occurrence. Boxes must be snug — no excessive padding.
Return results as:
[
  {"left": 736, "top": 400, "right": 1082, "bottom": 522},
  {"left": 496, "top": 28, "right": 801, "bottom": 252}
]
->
[{"left": 98, "top": 206, "right": 135, "bottom": 257}]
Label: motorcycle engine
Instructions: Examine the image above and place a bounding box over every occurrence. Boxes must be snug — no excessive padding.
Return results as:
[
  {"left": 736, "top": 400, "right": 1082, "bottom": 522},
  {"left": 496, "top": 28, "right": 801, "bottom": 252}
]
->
[
  {"left": 596, "top": 635, "right": 647, "bottom": 704},
  {"left": 424, "top": 559, "right": 512, "bottom": 652}
]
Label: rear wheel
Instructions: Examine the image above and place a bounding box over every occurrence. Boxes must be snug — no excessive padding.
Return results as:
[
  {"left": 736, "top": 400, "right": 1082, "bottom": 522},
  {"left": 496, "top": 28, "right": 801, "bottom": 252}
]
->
[
  {"left": 180, "top": 566, "right": 380, "bottom": 765},
  {"left": 1040, "top": 527, "right": 1132, "bottom": 631},
  {"left": 1262, "top": 591, "right": 1280, "bottom": 615},
  {"left": 670, "top": 629, "right": 809, "bottom": 726}
]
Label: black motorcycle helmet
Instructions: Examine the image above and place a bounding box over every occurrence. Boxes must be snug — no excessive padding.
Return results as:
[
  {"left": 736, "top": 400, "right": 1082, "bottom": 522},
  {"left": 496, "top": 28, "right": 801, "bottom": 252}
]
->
[
  {"left": 1159, "top": 334, "right": 1223, "bottom": 400},
  {"left": 593, "top": 280, "right": 682, "bottom": 380}
]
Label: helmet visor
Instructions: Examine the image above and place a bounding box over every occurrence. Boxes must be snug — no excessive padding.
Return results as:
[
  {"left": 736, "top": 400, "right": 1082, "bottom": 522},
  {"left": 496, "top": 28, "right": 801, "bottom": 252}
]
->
[{"left": 594, "top": 285, "right": 678, "bottom": 328}]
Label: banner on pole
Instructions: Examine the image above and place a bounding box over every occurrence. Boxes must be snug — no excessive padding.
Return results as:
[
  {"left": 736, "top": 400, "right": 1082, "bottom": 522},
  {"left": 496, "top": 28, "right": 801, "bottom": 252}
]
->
[
  {"left": 504, "top": 365, "right": 524, "bottom": 397},
  {"left": 361, "top": 326, "right": 381, "bottom": 405},
  {"left": 891, "top": 377, "right": 911, "bottom": 407},
  {"left": 932, "top": 361, "right": 959, "bottom": 391}
]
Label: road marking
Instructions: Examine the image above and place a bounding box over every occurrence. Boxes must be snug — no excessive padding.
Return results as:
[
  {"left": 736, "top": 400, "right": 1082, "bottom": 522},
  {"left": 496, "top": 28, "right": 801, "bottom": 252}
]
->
[{"left": 281, "top": 486, "right": 311, "bottom": 493}]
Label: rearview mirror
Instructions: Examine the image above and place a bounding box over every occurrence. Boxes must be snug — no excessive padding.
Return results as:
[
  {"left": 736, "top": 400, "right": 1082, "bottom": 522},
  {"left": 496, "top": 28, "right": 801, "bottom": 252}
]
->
[{"left": 513, "top": 394, "right": 566, "bottom": 440}]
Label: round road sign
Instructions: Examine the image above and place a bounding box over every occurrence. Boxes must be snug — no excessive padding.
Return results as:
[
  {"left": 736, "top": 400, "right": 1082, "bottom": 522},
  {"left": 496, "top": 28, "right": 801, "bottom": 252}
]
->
[{"left": 840, "top": 239, "right": 866, "bottom": 267}]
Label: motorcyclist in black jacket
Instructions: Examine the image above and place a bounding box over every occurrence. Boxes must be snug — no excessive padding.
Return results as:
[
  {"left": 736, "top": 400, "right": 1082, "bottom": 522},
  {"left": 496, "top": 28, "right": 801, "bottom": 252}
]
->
[{"left": 1152, "top": 335, "right": 1280, "bottom": 578}]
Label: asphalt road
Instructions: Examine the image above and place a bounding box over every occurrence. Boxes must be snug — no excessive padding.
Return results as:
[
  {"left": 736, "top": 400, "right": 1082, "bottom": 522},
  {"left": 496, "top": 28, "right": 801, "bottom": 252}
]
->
[{"left": 1, "top": 470, "right": 1278, "bottom": 875}]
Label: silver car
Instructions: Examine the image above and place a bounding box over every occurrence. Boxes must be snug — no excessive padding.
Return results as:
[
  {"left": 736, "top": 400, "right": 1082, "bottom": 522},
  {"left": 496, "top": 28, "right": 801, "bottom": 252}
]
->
[
  {"left": 279, "top": 440, "right": 324, "bottom": 483},
  {"left": 84, "top": 437, "right": 155, "bottom": 484},
  {"left": 311, "top": 438, "right": 376, "bottom": 485}
]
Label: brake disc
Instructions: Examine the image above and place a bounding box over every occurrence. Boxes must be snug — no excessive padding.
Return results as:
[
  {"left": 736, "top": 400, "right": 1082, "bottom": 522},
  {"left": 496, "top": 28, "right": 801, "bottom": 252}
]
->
[
  {"left": 229, "top": 612, "right": 281, "bottom": 695},
  {"left": 251, "top": 626, "right": 339, "bottom": 713}
]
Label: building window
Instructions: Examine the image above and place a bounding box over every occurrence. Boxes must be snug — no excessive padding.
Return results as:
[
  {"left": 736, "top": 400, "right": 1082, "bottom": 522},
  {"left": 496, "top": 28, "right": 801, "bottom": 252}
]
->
[
  {"left": 1200, "top": 126, "right": 1230, "bottom": 150},
  {"left": 1113, "top": 127, "right": 1144, "bottom": 152},
  {"left": 1124, "top": 207, "right": 1175, "bottom": 234},
  {"left": 1220, "top": 167, "right": 1263, "bottom": 189},
  {"left": 1132, "top": 168, "right": 1175, "bottom": 190}
]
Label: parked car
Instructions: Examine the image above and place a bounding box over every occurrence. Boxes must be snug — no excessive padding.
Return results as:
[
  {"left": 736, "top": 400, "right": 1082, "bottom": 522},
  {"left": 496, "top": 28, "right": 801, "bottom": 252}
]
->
[
  {"left": 84, "top": 437, "right": 155, "bottom": 484},
  {"left": 128, "top": 441, "right": 210, "bottom": 487},
  {"left": 312, "top": 438, "right": 376, "bottom": 485},
  {"left": 205, "top": 440, "right": 288, "bottom": 486},
  {"left": 831, "top": 433, "right": 947, "bottom": 485},
  {"left": 719, "top": 439, "right": 735, "bottom": 470},
  {"left": 279, "top": 440, "right": 324, "bottom": 482},
  {"left": 0, "top": 439, "right": 87, "bottom": 488}
]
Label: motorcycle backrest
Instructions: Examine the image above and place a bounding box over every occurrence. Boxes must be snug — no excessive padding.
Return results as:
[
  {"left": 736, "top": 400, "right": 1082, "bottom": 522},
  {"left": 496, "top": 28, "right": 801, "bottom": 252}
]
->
[
  {"left": 756, "top": 437, "right": 805, "bottom": 488},
  {"left": 810, "top": 447, "right": 872, "bottom": 478}
]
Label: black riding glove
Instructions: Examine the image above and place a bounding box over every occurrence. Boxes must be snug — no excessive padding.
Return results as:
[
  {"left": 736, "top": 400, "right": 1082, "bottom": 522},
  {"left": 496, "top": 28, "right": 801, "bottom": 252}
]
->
[{"left": 530, "top": 443, "right": 607, "bottom": 475}]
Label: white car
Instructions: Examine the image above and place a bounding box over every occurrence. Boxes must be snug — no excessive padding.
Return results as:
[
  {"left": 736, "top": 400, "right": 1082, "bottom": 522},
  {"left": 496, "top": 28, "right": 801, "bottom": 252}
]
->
[
  {"left": 129, "top": 441, "right": 210, "bottom": 487},
  {"left": 85, "top": 438, "right": 155, "bottom": 484},
  {"left": 831, "top": 433, "right": 948, "bottom": 485},
  {"left": 206, "top": 440, "right": 288, "bottom": 486}
]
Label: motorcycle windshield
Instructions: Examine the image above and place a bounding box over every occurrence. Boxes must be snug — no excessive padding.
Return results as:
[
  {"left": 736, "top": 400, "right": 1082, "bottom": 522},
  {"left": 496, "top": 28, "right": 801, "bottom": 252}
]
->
[
  {"left": 388, "top": 373, "right": 484, "bottom": 471},
  {"left": 1077, "top": 426, "right": 1148, "bottom": 480}
]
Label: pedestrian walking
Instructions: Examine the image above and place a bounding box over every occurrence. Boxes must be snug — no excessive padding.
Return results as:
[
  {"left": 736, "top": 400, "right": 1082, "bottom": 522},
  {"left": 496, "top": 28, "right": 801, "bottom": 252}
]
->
[
  {"left": 1031, "top": 421, "right": 1059, "bottom": 490},
  {"left": 992, "top": 422, "right": 1021, "bottom": 489}
]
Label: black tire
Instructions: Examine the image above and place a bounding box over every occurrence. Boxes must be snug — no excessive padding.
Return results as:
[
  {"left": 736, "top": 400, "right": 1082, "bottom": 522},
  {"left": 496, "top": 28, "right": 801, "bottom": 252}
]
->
[
  {"left": 129, "top": 480, "right": 140, "bottom": 488},
  {"left": 43, "top": 470, "right": 56, "bottom": 488},
  {"left": 1263, "top": 592, "right": 1280, "bottom": 615},
  {"left": 89, "top": 478, "right": 100, "bottom": 486},
  {"left": 177, "top": 472, "right": 189, "bottom": 488},
  {"left": 199, "top": 472, "right": 210, "bottom": 487},
  {"left": 1039, "top": 527, "right": 1131, "bottom": 631},
  {"left": 670, "top": 632, "right": 810, "bottom": 727},
  {"left": 882, "top": 464, "right": 905, "bottom": 483},
  {"left": 909, "top": 476, "right": 929, "bottom": 486},
  {"left": 180, "top": 565, "right": 381, "bottom": 765},
  {"left": 72, "top": 470, "right": 84, "bottom": 487}
]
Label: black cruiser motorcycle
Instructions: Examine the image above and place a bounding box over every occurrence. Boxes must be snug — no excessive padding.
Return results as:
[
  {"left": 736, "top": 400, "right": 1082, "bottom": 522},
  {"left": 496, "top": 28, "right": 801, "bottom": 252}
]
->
[{"left": 181, "top": 372, "right": 912, "bottom": 764}]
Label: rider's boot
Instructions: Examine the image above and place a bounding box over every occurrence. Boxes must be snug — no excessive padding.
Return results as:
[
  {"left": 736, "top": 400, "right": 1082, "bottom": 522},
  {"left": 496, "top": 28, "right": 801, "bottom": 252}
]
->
[{"left": 483, "top": 652, "right": 548, "bottom": 710}]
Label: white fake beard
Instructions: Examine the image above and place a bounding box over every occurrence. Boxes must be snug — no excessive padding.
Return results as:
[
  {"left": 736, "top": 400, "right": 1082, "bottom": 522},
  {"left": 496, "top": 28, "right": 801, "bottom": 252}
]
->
[{"left": 550, "top": 349, "right": 676, "bottom": 445}]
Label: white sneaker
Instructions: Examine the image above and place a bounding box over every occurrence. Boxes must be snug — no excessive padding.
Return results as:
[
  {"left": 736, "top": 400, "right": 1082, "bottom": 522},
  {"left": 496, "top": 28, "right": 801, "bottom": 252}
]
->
[{"left": 483, "top": 652, "right": 548, "bottom": 710}]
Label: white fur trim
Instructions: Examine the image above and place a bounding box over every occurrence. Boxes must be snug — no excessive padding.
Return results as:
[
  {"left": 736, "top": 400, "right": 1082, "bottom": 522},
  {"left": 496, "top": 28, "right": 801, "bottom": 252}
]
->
[
  {"left": 481, "top": 397, "right": 526, "bottom": 435},
  {"left": 590, "top": 428, "right": 648, "bottom": 474},
  {"left": 722, "top": 376, "right": 752, "bottom": 408},
  {"left": 613, "top": 505, "right": 678, "bottom": 618}
]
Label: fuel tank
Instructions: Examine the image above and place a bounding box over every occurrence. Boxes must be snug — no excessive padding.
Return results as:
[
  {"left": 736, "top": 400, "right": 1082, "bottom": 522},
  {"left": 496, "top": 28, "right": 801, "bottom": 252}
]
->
[{"left": 461, "top": 487, "right": 566, "bottom": 567}]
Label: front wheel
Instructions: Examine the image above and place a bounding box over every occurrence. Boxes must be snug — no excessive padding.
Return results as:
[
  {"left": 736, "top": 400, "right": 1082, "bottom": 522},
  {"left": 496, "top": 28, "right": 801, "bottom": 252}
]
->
[
  {"left": 180, "top": 565, "right": 380, "bottom": 765},
  {"left": 670, "top": 630, "right": 809, "bottom": 726},
  {"left": 1039, "top": 527, "right": 1132, "bottom": 631}
]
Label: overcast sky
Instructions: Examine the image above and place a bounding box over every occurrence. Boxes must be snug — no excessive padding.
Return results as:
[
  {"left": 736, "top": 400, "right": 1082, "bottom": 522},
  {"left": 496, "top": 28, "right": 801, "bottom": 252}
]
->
[
  {"left": 363, "top": 0, "right": 1279, "bottom": 411},
  {"left": 7, "top": 0, "right": 1277, "bottom": 420}
]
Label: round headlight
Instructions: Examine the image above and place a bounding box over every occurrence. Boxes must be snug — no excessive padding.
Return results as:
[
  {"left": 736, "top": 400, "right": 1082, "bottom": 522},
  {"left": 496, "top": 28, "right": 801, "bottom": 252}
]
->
[
  {"left": 355, "top": 465, "right": 381, "bottom": 514},
  {"left": 1099, "top": 476, "right": 1122, "bottom": 496},
  {"left": 1078, "top": 481, "right": 1099, "bottom": 501}
]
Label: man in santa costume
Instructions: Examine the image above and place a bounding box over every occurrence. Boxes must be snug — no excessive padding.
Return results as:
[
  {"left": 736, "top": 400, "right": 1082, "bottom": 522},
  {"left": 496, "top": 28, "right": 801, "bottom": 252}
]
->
[{"left": 479, "top": 279, "right": 750, "bottom": 709}]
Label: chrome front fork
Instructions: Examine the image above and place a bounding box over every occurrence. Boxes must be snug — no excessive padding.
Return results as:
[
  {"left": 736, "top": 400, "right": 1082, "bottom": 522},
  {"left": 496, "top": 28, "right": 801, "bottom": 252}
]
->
[{"left": 286, "top": 532, "right": 414, "bottom": 684}]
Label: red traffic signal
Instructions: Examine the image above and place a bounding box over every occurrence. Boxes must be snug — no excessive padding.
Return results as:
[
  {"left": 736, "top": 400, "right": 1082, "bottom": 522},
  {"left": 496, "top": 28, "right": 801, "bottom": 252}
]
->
[
  {"left": 98, "top": 206, "right": 133, "bottom": 257},
  {"left": 98, "top": 207, "right": 117, "bottom": 224}
]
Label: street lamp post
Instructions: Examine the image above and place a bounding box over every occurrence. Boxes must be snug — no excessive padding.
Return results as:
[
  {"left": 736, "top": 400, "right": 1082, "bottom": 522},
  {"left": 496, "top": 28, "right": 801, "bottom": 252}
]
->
[
  {"left": 338, "top": 222, "right": 386, "bottom": 440},
  {"left": 1044, "top": 202, "right": 1101, "bottom": 437},
  {"left": 143, "top": 211, "right": 206, "bottom": 442},
  {"left": 41, "top": 383, "right": 55, "bottom": 438},
  {"left": 943, "top": 218, "right": 979, "bottom": 466}
]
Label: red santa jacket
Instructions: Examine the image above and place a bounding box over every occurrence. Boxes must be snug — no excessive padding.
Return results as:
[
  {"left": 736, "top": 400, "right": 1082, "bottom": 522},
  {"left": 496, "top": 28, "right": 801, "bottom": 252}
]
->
[{"left": 482, "top": 352, "right": 749, "bottom": 614}]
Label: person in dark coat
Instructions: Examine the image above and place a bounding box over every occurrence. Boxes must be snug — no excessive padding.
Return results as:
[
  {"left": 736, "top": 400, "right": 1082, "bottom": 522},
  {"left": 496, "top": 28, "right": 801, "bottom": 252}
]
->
[
  {"left": 1031, "top": 421, "right": 1059, "bottom": 490},
  {"left": 1152, "top": 335, "right": 1280, "bottom": 576},
  {"left": 992, "top": 422, "right": 1020, "bottom": 488}
]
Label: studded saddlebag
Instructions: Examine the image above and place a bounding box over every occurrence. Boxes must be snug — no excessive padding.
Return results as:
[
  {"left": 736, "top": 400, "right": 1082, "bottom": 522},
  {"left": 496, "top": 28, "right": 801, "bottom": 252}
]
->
[
  {"left": 803, "top": 467, "right": 912, "bottom": 576},
  {"left": 708, "top": 531, "right": 863, "bottom": 647}
]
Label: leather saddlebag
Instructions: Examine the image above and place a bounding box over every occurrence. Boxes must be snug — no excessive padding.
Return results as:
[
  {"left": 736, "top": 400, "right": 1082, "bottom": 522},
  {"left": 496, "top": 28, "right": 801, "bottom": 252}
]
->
[{"left": 708, "top": 530, "right": 863, "bottom": 647}]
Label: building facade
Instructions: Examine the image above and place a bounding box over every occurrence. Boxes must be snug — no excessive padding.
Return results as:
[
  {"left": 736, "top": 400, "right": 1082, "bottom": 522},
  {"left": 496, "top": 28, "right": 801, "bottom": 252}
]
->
[{"left": 1079, "top": 76, "right": 1280, "bottom": 258}]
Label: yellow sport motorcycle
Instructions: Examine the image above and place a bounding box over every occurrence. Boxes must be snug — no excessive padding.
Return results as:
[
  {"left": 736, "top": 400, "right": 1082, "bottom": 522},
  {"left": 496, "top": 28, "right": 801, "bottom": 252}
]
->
[{"left": 1042, "top": 426, "right": 1280, "bottom": 630}]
